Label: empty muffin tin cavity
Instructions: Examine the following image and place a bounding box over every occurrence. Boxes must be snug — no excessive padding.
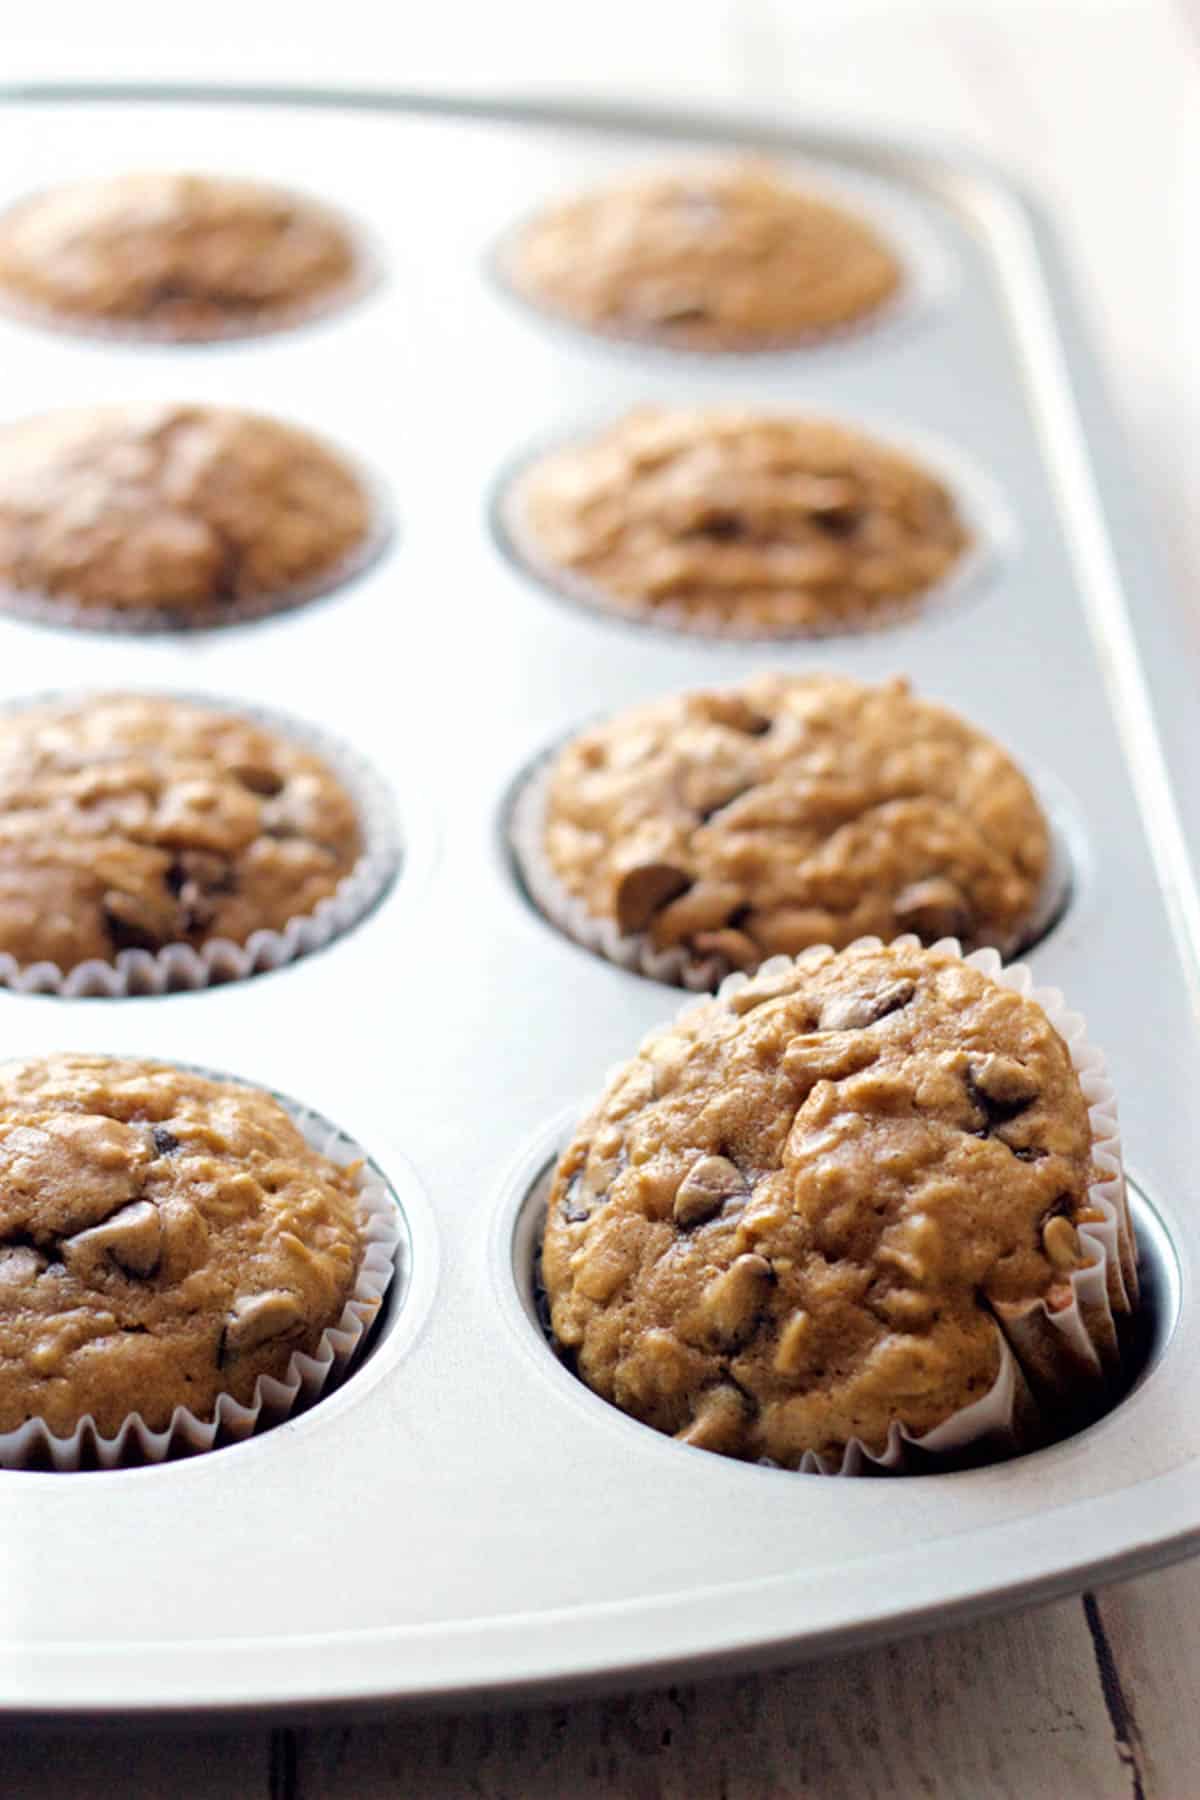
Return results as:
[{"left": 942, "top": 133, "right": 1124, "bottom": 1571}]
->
[{"left": 502, "top": 1134, "right": 1180, "bottom": 1478}]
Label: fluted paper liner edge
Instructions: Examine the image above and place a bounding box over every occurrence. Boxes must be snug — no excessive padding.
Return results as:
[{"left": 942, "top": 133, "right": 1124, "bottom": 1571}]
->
[{"left": 0, "top": 1092, "right": 403, "bottom": 1472}]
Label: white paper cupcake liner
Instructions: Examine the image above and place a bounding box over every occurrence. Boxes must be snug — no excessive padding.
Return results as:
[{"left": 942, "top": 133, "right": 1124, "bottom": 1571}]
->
[
  {"left": 0, "top": 444, "right": 391, "bottom": 637},
  {"left": 493, "top": 409, "right": 1007, "bottom": 645},
  {"left": 0, "top": 186, "right": 381, "bottom": 348},
  {"left": 537, "top": 937, "right": 1136, "bottom": 1477},
  {"left": 0, "top": 1082, "right": 405, "bottom": 1471},
  {"left": 510, "top": 746, "right": 1071, "bottom": 992},
  {"left": 0, "top": 690, "right": 401, "bottom": 997}
]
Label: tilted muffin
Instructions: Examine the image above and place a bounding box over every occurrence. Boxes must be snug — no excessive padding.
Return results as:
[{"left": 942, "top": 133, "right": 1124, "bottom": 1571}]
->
[
  {"left": 503, "top": 160, "right": 902, "bottom": 350},
  {"left": 0, "top": 1054, "right": 367, "bottom": 1441},
  {"left": 503, "top": 408, "right": 970, "bottom": 636},
  {"left": 543, "top": 941, "right": 1135, "bottom": 1470},
  {"left": 0, "top": 173, "right": 364, "bottom": 341},
  {"left": 0, "top": 403, "right": 377, "bottom": 627},
  {"left": 524, "top": 674, "right": 1050, "bottom": 986},
  {"left": 0, "top": 694, "right": 364, "bottom": 977}
]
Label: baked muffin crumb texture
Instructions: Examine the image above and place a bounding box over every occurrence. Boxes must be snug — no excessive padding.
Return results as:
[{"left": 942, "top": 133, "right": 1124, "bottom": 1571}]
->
[
  {"left": 0, "top": 694, "right": 363, "bottom": 974},
  {"left": 507, "top": 159, "right": 903, "bottom": 349},
  {"left": 542, "top": 941, "right": 1112, "bottom": 1468},
  {"left": 0, "top": 403, "right": 374, "bottom": 622},
  {"left": 538, "top": 673, "right": 1049, "bottom": 976},
  {"left": 0, "top": 172, "right": 361, "bottom": 339},
  {"left": 509, "top": 407, "right": 970, "bottom": 635},
  {"left": 0, "top": 1053, "right": 364, "bottom": 1440}
]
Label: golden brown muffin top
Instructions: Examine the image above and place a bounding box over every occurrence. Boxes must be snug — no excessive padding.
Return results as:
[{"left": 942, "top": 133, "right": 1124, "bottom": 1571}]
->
[
  {"left": 506, "top": 408, "right": 969, "bottom": 635},
  {"left": 0, "top": 1053, "right": 364, "bottom": 1439},
  {"left": 0, "top": 403, "right": 374, "bottom": 622},
  {"left": 0, "top": 694, "right": 363, "bottom": 973},
  {"left": 504, "top": 160, "right": 902, "bottom": 349},
  {"left": 543, "top": 941, "right": 1101, "bottom": 1467},
  {"left": 0, "top": 172, "right": 360, "bottom": 339},
  {"left": 539, "top": 674, "right": 1049, "bottom": 976}
]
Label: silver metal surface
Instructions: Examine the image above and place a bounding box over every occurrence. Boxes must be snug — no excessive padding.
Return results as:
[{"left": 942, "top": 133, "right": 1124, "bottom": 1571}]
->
[{"left": 0, "top": 85, "right": 1195, "bottom": 1721}]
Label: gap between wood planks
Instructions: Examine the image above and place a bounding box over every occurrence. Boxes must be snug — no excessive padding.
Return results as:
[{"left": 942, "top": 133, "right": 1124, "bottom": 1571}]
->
[{"left": 262, "top": 1587, "right": 1155, "bottom": 1800}]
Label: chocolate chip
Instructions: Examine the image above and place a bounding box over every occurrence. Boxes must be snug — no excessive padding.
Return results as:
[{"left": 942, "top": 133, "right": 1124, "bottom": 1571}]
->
[
  {"left": 152, "top": 1126, "right": 180, "bottom": 1157},
  {"left": 62, "top": 1200, "right": 162, "bottom": 1280},
  {"left": 651, "top": 302, "right": 709, "bottom": 325},
  {"left": 673, "top": 1155, "right": 748, "bottom": 1228},
  {"left": 103, "top": 897, "right": 168, "bottom": 954},
  {"left": 965, "top": 1055, "right": 1039, "bottom": 1135},
  {"left": 561, "top": 1173, "right": 592, "bottom": 1224},
  {"left": 815, "top": 507, "right": 862, "bottom": 540},
  {"left": 819, "top": 979, "right": 916, "bottom": 1032},
  {"left": 614, "top": 863, "right": 692, "bottom": 935},
  {"left": 230, "top": 763, "right": 284, "bottom": 797},
  {"left": 692, "top": 510, "right": 746, "bottom": 543},
  {"left": 894, "top": 877, "right": 973, "bottom": 943}
]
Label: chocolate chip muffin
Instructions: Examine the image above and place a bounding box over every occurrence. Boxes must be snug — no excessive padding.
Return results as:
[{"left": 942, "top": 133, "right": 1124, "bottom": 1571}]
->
[
  {"left": 0, "top": 173, "right": 363, "bottom": 341},
  {"left": 0, "top": 694, "right": 364, "bottom": 977},
  {"left": 503, "top": 159, "right": 902, "bottom": 350},
  {"left": 503, "top": 408, "right": 970, "bottom": 636},
  {"left": 523, "top": 674, "right": 1050, "bottom": 986},
  {"left": 543, "top": 940, "right": 1133, "bottom": 1470},
  {"left": 0, "top": 1054, "right": 366, "bottom": 1440},
  {"left": 0, "top": 403, "right": 377, "bottom": 627}
]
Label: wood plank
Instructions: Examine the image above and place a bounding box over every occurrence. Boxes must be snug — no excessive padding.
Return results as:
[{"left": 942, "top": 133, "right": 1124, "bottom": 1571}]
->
[
  {"left": 1089, "top": 1562, "right": 1200, "bottom": 1800},
  {"left": 0, "top": 1728, "right": 267, "bottom": 1798},
  {"left": 289, "top": 1594, "right": 1129, "bottom": 1800}
]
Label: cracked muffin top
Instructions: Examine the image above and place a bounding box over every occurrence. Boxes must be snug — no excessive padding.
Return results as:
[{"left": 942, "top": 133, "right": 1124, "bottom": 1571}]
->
[
  {"left": 505, "top": 408, "right": 969, "bottom": 635},
  {"left": 0, "top": 1053, "right": 364, "bottom": 1439},
  {"left": 0, "top": 403, "right": 374, "bottom": 622},
  {"left": 542, "top": 940, "right": 1104, "bottom": 1468},
  {"left": 0, "top": 694, "right": 363, "bottom": 974},
  {"left": 504, "top": 160, "right": 902, "bottom": 349},
  {"left": 537, "top": 674, "right": 1049, "bottom": 977},
  {"left": 0, "top": 172, "right": 361, "bottom": 340}
]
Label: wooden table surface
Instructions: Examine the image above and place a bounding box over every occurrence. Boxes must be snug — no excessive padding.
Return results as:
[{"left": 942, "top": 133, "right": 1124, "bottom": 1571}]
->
[{"left": 3, "top": 2, "right": 1196, "bottom": 1793}]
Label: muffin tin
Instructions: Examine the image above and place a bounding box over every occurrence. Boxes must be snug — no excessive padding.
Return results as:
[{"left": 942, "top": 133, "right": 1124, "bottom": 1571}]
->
[{"left": 0, "top": 84, "right": 1196, "bottom": 1720}]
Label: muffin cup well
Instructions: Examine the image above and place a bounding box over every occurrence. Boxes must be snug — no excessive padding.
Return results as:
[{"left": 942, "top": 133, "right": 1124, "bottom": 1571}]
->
[
  {"left": 0, "top": 693, "right": 401, "bottom": 997},
  {"left": 539, "top": 939, "right": 1136, "bottom": 1476},
  {"left": 491, "top": 162, "right": 952, "bottom": 360},
  {"left": 0, "top": 185, "right": 380, "bottom": 348},
  {"left": 509, "top": 749, "right": 1070, "bottom": 991},
  {"left": 0, "top": 448, "right": 391, "bottom": 637},
  {"left": 494, "top": 416, "right": 1007, "bottom": 644},
  {"left": 0, "top": 1086, "right": 404, "bottom": 1471}
]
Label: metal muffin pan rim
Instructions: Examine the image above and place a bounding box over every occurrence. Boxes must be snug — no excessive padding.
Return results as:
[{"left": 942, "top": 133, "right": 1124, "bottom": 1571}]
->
[
  {"left": 0, "top": 83, "right": 1193, "bottom": 1716},
  {"left": 488, "top": 399, "right": 1014, "bottom": 644}
]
